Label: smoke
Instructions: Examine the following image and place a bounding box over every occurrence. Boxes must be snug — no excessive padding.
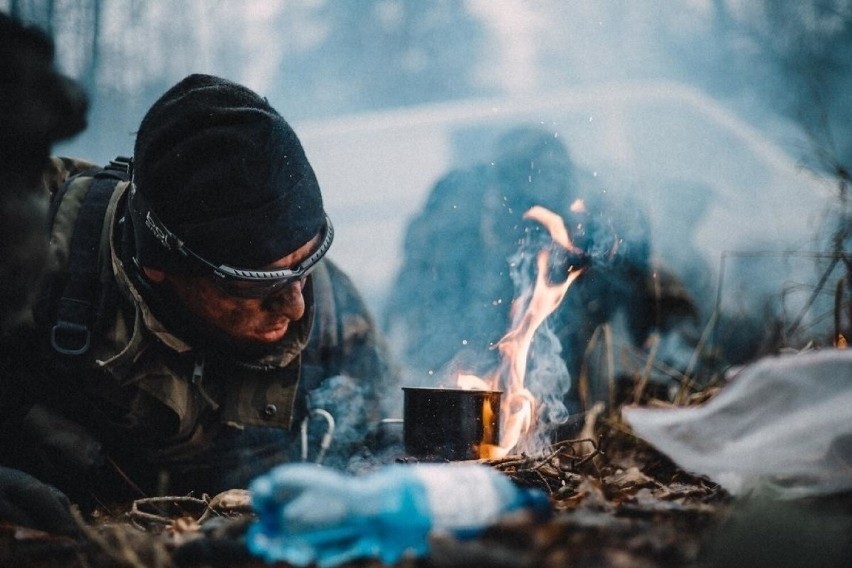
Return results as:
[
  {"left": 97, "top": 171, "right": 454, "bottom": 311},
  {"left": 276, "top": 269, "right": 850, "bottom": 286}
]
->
[
  {"left": 304, "top": 374, "right": 403, "bottom": 475},
  {"left": 521, "top": 322, "right": 573, "bottom": 450}
]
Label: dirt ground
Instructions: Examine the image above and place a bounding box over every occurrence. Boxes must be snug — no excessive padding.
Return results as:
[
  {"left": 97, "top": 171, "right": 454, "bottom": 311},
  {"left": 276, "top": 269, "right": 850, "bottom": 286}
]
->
[{"left": 1, "top": 396, "right": 849, "bottom": 568}]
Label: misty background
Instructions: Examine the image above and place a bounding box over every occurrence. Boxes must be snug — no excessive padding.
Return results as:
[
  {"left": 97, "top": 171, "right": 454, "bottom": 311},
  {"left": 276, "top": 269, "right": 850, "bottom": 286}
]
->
[{"left": 5, "top": 0, "right": 850, "bottom": 377}]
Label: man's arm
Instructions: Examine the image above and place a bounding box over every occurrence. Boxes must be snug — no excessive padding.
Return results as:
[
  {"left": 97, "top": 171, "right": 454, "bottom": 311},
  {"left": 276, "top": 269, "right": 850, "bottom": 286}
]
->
[
  {"left": 319, "top": 260, "right": 399, "bottom": 415},
  {"left": 0, "top": 466, "right": 81, "bottom": 536}
]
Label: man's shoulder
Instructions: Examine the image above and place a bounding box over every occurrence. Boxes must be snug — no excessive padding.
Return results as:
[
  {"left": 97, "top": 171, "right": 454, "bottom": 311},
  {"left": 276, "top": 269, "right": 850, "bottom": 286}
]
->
[
  {"left": 313, "top": 259, "right": 368, "bottom": 310},
  {"left": 44, "top": 157, "right": 127, "bottom": 269},
  {"left": 316, "top": 258, "right": 352, "bottom": 286}
]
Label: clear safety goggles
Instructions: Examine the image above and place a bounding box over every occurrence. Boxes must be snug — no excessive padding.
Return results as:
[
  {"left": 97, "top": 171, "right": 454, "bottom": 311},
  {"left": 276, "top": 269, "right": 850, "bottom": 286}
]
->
[{"left": 131, "top": 184, "right": 333, "bottom": 299}]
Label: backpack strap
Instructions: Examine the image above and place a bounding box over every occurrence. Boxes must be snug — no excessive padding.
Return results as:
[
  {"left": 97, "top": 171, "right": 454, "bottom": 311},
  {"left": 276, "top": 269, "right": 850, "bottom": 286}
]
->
[{"left": 50, "top": 157, "right": 132, "bottom": 356}]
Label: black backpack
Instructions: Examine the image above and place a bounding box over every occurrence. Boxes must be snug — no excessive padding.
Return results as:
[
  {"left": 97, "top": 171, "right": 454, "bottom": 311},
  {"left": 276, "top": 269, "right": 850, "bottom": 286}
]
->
[{"left": 35, "top": 156, "right": 133, "bottom": 357}]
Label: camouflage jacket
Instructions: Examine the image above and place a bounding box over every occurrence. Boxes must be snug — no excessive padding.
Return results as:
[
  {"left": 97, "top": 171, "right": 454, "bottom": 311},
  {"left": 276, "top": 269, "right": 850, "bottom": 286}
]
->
[{"left": 11, "top": 158, "right": 397, "bottom": 496}]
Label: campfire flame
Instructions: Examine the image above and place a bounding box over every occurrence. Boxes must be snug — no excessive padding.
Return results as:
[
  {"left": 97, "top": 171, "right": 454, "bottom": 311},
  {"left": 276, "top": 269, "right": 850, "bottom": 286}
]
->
[{"left": 456, "top": 205, "right": 587, "bottom": 459}]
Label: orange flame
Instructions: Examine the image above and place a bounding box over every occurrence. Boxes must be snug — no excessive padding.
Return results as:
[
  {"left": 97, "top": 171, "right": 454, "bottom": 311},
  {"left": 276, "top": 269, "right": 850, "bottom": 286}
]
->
[{"left": 455, "top": 206, "right": 586, "bottom": 458}]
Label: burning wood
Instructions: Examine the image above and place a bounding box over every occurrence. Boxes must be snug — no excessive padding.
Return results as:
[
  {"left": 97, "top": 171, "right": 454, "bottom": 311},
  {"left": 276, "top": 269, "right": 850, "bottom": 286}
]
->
[{"left": 480, "top": 421, "right": 725, "bottom": 510}]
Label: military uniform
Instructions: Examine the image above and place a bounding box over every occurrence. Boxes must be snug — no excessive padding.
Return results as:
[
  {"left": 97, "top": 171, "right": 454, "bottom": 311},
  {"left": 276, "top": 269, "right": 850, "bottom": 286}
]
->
[{"left": 5, "top": 158, "right": 397, "bottom": 500}]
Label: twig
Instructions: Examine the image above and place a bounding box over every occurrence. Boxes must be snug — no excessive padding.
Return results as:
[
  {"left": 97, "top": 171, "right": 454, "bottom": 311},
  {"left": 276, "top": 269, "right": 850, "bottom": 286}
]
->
[
  {"left": 683, "top": 308, "right": 718, "bottom": 386},
  {"left": 129, "top": 495, "right": 208, "bottom": 531},
  {"left": 106, "top": 455, "right": 149, "bottom": 499},
  {"left": 578, "top": 325, "right": 602, "bottom": 411},
  {"left": 574, "top": 447, "right": 601, "bottom": 469},
  {"left": 603, "top": 323, "right": 615, "bottom": 411},
  {"left": 535, "top": 469, "right": 553, "bottom": 494},
  {"left": 532, "top": 438, "right": 598, "bottom": 471},
  {"left": 487, "top": 457, "right": 532, "bottom": 469},
  {"left": 632, "top": 332, "right": 660, "bottom": 404},
  {"left": 835, "top": 277, "right": 846, "bottom": 347},
  {"left": 785, "top": 254, "right": 841, "bottom": 339}
]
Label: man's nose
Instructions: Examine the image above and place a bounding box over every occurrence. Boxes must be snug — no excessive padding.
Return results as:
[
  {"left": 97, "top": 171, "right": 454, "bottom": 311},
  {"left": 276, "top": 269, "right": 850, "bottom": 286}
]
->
[{"left": 262, "top": 281, "right": 305, "bottom": 319}]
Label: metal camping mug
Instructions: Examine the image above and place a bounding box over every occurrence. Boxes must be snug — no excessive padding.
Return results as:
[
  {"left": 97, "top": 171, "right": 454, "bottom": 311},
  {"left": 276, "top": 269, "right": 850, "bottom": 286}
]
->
[{"left": 402, "top": 387, "right": 502, "bottom": 460}]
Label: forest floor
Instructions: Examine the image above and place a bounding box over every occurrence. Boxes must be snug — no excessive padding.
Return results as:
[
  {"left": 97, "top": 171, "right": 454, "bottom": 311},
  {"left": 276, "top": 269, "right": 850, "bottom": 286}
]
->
[{"left": 2, "top": 382, "right": 850, "bottom": 567}]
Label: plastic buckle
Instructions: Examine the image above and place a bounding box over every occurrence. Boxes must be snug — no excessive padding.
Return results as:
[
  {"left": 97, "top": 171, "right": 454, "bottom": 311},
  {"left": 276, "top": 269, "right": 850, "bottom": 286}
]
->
[
  {"left": 51, "top": 320, "right": 91, "bottom": 355},
  {"left": 106, "top": 156, "right": 133, "bottom": 176}
]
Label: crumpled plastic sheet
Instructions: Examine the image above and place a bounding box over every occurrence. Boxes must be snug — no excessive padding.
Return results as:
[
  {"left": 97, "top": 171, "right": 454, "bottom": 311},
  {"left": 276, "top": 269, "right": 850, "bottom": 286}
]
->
[{"left": 622, "top": 349, "right": 852, "bottom": 498}]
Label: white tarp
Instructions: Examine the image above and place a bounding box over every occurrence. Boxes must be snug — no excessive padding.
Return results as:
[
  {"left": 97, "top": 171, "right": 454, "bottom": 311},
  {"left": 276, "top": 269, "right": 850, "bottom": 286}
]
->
[{"left": 623, "top": 348, "right": 852, "bottom": 498}]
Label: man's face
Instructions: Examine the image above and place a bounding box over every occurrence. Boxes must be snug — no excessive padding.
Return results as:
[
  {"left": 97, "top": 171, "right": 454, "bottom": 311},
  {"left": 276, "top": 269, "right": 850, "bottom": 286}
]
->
[{"left": 163, "top": 235, "right": 320, "bottom": 343}]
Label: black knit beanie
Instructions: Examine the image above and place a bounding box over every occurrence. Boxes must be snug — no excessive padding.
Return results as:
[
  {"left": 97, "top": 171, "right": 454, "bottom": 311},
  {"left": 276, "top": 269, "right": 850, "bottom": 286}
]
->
[{"left": 130, "top": 73, "right": 326, "bottom": 273}]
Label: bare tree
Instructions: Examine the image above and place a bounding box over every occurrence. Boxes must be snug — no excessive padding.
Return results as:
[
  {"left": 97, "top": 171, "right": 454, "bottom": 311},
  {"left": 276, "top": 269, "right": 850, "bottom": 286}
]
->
[{"left": 730, "top": 0, "right": 852, "bottom": 345}]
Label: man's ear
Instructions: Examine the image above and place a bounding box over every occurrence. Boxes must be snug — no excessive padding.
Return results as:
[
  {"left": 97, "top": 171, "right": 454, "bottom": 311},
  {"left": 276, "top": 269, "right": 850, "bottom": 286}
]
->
[{"left": 142, "top": 267, "right": 167, "bottom": 283}]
